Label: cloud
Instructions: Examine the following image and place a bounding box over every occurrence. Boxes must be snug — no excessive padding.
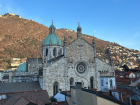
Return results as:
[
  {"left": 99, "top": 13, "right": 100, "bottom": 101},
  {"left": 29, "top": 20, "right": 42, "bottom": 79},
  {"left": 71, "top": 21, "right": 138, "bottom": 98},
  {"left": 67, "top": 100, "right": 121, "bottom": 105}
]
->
[{"left": 94, "top": 30, "right": 96, "bottom": 32}]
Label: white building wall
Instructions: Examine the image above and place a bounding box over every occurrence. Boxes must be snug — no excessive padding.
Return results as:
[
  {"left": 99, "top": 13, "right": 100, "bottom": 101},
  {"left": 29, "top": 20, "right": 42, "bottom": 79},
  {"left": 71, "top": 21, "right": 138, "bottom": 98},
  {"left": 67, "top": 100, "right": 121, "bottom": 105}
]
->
[{"left": 100, "top": 77, "right": 116, "bottom": 90}]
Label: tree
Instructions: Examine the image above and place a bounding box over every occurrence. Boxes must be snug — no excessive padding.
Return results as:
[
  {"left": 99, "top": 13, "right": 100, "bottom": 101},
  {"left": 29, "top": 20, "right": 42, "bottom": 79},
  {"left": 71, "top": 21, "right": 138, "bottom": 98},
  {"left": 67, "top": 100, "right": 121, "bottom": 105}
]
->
[{"left": 122, "top": 64, "right": 129, "bottom": 72}]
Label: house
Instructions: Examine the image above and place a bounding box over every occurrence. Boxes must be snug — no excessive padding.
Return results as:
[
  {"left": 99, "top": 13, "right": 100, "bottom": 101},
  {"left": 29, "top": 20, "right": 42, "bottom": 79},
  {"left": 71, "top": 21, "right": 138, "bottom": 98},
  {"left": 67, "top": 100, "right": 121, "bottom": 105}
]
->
[
  {"left": 125, "top": 71, "right": 136, "bottom": 78},
  {"left": 53, "top": 90, "right": 65, "bottom": 102}
]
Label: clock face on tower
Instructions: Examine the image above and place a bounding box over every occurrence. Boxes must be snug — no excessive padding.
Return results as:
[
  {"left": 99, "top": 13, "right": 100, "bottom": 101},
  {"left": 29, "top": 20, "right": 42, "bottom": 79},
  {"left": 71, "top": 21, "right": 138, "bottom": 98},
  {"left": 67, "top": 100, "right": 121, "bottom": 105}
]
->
[{"left": 75, "top": 61, "right": 88, "bottom": 77}]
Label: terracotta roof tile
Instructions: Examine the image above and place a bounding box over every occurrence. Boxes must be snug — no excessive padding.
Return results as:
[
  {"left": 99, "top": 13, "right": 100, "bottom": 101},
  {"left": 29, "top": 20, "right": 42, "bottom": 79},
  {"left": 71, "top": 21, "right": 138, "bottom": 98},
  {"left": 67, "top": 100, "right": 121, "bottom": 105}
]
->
[
  {"left": 0, "top": 90, "right": 51, "bottom": 105},
  {"left": 125, "top": 71, "right": 133, "bottom": 75},
  {"left": 116, "top": 88, "right": 134, "bottom": 103},
  {"left": 52, "top": 101, "right": 68, "bottom": 105}
]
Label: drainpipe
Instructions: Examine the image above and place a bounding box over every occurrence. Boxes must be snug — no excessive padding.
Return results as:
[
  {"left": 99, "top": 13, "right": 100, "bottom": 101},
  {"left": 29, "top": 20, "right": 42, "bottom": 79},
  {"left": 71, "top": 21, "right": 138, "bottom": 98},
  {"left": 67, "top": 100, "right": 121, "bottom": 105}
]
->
[
  {"left": 129, "top": 96, "right": 132, "bottom": 105},
  {"left": 120, "top": 92, "right": 123, "bottom": 102}
]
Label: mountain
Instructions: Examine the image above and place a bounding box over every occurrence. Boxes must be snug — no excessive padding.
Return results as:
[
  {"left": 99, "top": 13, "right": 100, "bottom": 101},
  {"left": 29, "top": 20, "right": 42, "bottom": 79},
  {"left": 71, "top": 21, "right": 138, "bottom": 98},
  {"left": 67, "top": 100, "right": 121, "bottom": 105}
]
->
[{"left": 0, "top": 13, "right": 140, "bottom": 69}]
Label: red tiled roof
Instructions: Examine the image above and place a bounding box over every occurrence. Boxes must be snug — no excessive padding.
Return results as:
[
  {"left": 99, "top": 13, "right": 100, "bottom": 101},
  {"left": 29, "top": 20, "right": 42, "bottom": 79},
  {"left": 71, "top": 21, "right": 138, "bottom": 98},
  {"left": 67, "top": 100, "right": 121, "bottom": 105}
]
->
[
  {"left": 116, "top": 88, "right": 134, "bottom": 103},
  {"left": 53, "top": 101, "right": 68, "bottom": 105},
  {"left": 14, "top": 97, "right": 30, "bottom": 105},
  {"left": 0, "top": 90, "right": 51, "bottom": 105},
  {"left": 61, "top": 91, "right": 70, "bottom": 95},
  {"left": 91, "top": 88, "right": 97, "bottom": 91},
  {"left": 116, "top": 77, "right": 135, "bottom": 82},
  {"left": 125, "top": 71, "right": 133, "bottom": 75}
]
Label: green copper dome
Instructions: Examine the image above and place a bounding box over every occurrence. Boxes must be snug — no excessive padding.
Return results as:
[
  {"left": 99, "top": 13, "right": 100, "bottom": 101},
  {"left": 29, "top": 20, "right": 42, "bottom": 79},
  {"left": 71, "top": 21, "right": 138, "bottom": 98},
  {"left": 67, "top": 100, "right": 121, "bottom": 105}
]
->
[
  {"left": 16, "top": 62, "right": 27, "bottom": 72},
  {"left": 43, "top": 34, "right": 62, "bottom": 46},
  {"left": 50, "top": 24, "right": 55, "bottom": 28}
]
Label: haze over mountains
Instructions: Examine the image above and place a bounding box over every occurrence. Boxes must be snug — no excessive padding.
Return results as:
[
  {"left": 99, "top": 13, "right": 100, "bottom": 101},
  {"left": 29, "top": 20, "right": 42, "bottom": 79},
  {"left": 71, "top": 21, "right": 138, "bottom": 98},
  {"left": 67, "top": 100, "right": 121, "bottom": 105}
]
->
[{"left": 0, "top": 13, "right": 140, "bottom": 69}]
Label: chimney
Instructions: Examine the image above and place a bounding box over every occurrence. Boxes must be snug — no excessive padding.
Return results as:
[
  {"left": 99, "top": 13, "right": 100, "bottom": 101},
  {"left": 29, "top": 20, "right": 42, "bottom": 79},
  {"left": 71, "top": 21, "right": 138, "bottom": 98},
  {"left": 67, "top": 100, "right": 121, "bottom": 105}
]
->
[
  {"left": 75, "top": 82, "right": 83, "bottom": 104},
  {"left": 36, "top": 100, "right": 38, "bottom": 104},
  {"left": 75, "top": 82, "right": 82, "bottom": 89},
  {"left": 1, "top": 97, "right": 3, "bottom": 105}
]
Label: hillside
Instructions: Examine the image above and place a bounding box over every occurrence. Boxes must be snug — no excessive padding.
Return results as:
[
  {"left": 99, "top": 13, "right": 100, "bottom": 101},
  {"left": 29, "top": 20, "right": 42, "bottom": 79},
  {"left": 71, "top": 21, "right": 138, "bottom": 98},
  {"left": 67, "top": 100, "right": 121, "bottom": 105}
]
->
[{"left": 0, "top": 13, "right": 140, "bottom": 69}]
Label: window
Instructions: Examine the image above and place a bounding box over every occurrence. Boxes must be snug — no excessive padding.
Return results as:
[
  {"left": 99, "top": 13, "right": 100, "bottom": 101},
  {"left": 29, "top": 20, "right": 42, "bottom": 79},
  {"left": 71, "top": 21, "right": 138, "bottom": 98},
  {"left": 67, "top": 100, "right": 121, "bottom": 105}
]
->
[
  {"left": 53, "top": 81, "right": 59, "bottom": 96},
  {"left": 70, "top": 77, "right": 74, "bottom": 86},
  {"left": 101, "top": 80, "right": 103, "bottom": 86},
  {"left": 90, "top": 76, "right": 94, "bottom": 88},
  {"left": 46, "top": 49, "right": 48, "bottom": 56},
  {"left": 110, "top": 79, "right": 113, "bottom": 89},
  {"left": 53, "top": 48, "right": 56, "bottom": 57}
]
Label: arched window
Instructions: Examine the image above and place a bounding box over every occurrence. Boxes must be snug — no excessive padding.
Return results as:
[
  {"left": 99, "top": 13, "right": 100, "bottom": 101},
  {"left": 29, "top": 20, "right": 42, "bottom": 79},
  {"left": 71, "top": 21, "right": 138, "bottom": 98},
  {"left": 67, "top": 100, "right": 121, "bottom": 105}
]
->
[
  {"left": 70, "top": 77, "right": 74, "bottom": 86},
  {"left": 90, "top": 76, "right": 94, "bottom": 88},
  {"left": 53, "top": 81, "right": 59, "bottom": 96},
  {"left": 110, "top": 79, "right": 113, "bottom": 89},
  {"left": 53, "top": 48, "right": 56, "bottom": 57},
  {"left": 46, "top": 49, "right": 48, "bottom": 56}
]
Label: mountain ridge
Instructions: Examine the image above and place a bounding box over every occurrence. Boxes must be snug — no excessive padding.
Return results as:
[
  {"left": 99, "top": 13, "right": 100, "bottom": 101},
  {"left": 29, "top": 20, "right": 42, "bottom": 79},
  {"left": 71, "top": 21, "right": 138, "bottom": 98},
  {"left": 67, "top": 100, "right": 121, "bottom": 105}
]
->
[{"left": 0, "top": 13, "right": 140, "bottom": 69}]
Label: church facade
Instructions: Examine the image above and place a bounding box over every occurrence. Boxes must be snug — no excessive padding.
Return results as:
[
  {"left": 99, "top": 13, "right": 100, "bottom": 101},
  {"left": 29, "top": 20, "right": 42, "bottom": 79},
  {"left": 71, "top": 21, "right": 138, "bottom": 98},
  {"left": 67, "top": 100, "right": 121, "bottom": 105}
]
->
[
  {"left": 42, "top": 22, "right": 116, "bottom": 96},
  {"left": 14, "top": 22, "right": 116, "bottom": 97}
]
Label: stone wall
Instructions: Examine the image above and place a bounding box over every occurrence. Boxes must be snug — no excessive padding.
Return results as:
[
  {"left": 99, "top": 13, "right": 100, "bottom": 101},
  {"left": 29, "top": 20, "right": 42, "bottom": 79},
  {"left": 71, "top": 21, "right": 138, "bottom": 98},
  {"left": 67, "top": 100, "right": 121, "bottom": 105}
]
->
[{"left": 43, "top": 57, "right": 66, "bottom": 97}]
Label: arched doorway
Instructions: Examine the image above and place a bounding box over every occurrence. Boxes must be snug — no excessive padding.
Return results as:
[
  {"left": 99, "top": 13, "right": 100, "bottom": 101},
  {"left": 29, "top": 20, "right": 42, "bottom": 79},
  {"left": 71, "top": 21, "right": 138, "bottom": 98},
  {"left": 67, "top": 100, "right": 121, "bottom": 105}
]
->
[
  {"left": 70, "top": 77, "right": 74, "bottom": 86},
  {"left": 90, "top": 76, "right": 94, "bottom": 88},
  {"left": 53, "top": 81, "right": 59, "bottom": 96}
]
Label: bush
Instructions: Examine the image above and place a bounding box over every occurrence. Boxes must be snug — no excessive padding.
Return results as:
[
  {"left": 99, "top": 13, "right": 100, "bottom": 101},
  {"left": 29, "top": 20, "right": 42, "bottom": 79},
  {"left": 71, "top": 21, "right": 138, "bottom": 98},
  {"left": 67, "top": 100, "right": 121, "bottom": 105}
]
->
[{"left": 50, "top": 97, "right": 57, "bottom": 102}]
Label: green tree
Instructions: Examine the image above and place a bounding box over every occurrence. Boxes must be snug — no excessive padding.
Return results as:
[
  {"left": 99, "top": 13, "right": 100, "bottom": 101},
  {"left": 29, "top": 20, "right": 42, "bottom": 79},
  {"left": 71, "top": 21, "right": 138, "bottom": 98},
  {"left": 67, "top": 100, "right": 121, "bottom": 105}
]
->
[
  {"left": 50, "top": 97, "right": 57, "bottom": 102},
  {"left": 6, "top": 59, "right": 11, "bottom": 65}
]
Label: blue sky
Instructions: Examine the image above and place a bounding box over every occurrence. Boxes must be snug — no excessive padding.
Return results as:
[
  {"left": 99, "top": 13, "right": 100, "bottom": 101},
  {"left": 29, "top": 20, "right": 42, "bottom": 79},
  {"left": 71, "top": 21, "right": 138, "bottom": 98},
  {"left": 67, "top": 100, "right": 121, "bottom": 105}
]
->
[{"left": 0, "top": 0, "right": 140, "bottom": 51}]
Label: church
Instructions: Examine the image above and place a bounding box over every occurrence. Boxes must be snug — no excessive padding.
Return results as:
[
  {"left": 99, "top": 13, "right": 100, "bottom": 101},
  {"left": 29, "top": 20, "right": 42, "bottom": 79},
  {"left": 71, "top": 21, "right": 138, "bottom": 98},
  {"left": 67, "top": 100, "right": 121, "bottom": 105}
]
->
[{"left": 14, "top": 22, "right": 116, "bottom": 97}]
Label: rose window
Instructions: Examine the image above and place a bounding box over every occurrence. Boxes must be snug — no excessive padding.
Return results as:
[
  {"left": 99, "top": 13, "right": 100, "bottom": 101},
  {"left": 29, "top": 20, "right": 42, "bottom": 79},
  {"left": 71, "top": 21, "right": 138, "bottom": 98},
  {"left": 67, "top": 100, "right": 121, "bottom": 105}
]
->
[{"left": 76, "top": 62, "right": 86, "bottom": 74}]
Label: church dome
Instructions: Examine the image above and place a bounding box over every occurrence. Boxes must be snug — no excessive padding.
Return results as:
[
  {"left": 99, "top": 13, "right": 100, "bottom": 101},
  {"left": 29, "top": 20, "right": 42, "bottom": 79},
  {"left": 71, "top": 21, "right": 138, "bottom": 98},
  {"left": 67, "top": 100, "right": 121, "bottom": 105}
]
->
[
  {"left": 16, "top": 62, "right": 27, "bottom": 72},
  {"left": 42, "top": 22, "right": 62, "bottom": 46},
  {"left": 50, "top": 24, "right": 55, "bottom": 28},
  {"left": 43, "top": 34, "right": 62, "bottom": 46}
]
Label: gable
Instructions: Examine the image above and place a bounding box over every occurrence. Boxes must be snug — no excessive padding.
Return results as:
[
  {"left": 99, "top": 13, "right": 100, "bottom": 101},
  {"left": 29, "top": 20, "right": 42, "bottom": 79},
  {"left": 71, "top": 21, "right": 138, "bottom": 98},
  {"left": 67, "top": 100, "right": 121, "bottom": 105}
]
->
[
  {"left": 66, "top": 38, "right": 94, "bottom": 64},
  {"left": 96, "top": 58, "right": 113, "bottom": 72}
]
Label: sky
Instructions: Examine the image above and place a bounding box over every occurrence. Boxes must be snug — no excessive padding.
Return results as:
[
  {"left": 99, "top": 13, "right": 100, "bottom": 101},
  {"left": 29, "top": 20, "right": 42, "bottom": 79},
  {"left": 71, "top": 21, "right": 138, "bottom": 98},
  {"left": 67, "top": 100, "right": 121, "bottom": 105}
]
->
[{"left": 0, "top": 0, "right": 140, "bottom": 51}]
